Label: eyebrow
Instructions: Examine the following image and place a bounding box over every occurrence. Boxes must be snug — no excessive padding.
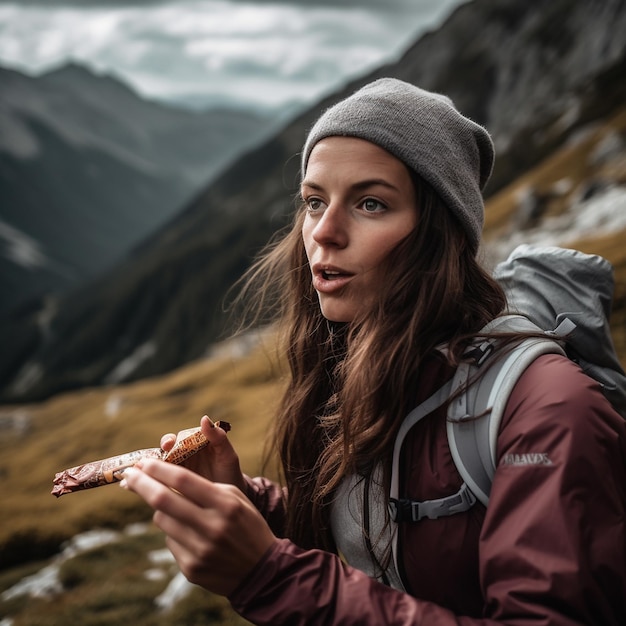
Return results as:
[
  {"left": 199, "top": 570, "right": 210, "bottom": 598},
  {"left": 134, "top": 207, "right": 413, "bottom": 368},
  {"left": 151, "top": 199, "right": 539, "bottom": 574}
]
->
[{"left": 300, "top": 178, "right": 401, "bottom": 193}]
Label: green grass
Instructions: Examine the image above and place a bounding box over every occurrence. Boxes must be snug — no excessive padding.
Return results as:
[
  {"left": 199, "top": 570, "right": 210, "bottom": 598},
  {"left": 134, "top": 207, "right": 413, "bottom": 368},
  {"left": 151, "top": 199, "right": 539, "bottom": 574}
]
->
[{"left": 0, "top": 525, "right": 252, "bottom": 625}]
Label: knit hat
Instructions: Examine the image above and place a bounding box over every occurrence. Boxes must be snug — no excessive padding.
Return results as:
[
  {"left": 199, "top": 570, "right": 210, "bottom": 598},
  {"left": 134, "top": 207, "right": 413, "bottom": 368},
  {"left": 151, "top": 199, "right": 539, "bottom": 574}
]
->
[{"left": 301, "top": 78, "right": 495, "bottom": 252}]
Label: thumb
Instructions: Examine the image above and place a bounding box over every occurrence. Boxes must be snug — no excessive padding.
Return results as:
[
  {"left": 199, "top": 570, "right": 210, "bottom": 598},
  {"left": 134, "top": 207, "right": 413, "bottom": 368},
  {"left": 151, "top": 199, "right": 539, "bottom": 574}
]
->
[
  {"left": 201, "top": 415, "right": 245, "bottom": 487},
  {"left": 160, "top": 433, "right": 177, "bottom": 452},
  {"left": 201, "top": 415, "right": 234, "bottom": 455}
]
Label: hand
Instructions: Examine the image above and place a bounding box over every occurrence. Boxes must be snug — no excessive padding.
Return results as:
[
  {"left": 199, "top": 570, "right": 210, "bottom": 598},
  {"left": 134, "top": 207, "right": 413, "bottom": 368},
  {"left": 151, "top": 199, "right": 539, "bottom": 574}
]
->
[
  {"left": 121, "top": 458, "right": 276, "bottom": 596},
  {"left": 161, "top": 415, "right": 246, "bottom": 492}
]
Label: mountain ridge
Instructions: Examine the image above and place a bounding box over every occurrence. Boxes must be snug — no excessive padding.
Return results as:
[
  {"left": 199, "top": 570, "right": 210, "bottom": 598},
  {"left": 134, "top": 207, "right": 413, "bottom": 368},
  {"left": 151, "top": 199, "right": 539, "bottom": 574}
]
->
[
  {"left": 0, "top": 61, "right": 274, "bottom": 315},
  {"left": 0, "top": 0, "right": 624, "bottom": 404}
]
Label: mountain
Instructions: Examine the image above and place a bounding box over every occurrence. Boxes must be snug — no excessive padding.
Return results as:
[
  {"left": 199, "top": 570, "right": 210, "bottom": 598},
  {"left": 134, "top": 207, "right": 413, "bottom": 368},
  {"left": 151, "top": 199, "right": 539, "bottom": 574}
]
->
[
  {"left": 0, "top": 62, "right": 274, "bottom": 315},
  {"left": 0, "top": 0, "right": 625, "bottom": 404}
]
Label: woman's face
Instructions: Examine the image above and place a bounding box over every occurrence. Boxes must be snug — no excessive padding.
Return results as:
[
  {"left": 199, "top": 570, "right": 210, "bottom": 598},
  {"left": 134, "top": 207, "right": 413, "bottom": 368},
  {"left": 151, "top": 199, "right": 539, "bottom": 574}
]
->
[{"left": 301, "top": 136, "right": 418, "bottom": 323}]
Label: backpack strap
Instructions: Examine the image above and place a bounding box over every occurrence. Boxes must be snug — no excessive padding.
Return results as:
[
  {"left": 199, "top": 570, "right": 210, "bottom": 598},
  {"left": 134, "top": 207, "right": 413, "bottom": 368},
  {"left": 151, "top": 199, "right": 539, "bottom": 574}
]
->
[
  {"left": 389, "top": 377, "right": 458, "bottom": 574},
  {"left": 389, "top": 314, "right": 571, "bottom": 520},
  {"left": 388, "top": 377, "right": 476, "bottom": 525},
  {"left": 388, "top": 314, "right": 571, "bottom": 583},
  {"left": 446, "top": 315, "right": 571, "bottom": 506}
]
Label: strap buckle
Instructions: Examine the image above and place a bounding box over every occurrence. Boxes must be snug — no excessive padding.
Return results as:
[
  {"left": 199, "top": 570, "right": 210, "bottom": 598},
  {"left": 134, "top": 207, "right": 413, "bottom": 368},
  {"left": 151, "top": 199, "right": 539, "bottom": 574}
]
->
[
  {"left": 463, "top": 340, "right": 495, "bottom": 367},
  {"left": 389, "top": 483, "right": 477, "bottom": 523}
]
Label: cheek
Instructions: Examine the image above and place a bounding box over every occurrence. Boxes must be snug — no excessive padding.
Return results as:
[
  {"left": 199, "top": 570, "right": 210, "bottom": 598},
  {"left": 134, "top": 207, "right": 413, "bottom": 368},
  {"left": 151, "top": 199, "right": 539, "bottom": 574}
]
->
[
  {"left": 301, "top": 224, "right": 313, "bottom": 260},
  {"left": 367, "top": 229, "right": 412, "bottom": 269}
]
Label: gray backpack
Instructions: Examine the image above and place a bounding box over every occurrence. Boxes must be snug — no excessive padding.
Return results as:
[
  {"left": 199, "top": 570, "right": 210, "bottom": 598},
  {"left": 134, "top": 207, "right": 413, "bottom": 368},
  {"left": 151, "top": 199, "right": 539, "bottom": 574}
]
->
[{"left": 389, "top": 244, "right": 626, "bottom": 523}]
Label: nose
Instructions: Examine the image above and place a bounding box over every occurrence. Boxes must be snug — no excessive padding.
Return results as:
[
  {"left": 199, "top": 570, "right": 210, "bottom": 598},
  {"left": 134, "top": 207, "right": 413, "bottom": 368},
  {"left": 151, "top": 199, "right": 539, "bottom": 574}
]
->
[{"left": 311, "top": 203, "right": 349, "bottom": 248}]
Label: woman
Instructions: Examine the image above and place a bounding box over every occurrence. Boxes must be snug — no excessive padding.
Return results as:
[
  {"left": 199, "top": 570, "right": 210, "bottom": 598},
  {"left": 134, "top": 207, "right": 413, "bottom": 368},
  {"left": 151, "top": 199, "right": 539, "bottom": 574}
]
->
[{"left": 121, "top": 78, "right": 626, "bottom": 624}]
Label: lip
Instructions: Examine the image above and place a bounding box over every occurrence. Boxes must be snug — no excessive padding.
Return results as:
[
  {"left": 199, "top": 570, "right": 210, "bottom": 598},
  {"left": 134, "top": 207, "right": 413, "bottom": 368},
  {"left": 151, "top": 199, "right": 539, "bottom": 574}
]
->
[{"left": 311, "top": 263, "right": 355, "bottom": 294}]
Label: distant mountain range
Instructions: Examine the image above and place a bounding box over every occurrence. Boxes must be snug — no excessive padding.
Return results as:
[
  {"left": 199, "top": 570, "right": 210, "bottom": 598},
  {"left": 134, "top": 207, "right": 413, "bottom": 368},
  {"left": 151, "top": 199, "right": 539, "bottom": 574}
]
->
[
  {"left": 0, "top": 62, "right": 275, "bottom": 314},
  {"left": 0, "top": 0, "right": 625, "bottom": 404}
]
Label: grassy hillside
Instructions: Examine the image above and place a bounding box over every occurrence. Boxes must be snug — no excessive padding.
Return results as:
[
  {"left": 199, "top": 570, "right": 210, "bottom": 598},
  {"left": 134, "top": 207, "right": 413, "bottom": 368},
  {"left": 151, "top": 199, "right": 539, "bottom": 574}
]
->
[{"left": 0, "top": 335, "right": 285, "bottom": 568}]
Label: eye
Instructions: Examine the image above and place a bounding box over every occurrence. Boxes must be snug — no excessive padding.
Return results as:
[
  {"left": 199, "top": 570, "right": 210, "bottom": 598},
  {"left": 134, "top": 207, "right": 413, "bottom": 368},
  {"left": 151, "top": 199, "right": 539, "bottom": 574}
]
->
[
  {"left": 304, "top": 197, "right": 326, "bottom": 212},
  {"left": 361, "top": 198, "right": 386, "bottom": 213}
]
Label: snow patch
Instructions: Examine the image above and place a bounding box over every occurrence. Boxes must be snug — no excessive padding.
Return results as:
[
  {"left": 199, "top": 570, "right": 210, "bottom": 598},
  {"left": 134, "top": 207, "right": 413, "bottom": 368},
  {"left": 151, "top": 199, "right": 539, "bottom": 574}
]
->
[
  {"left": 0, "top": 218, "right": 48, "bottom": 269},
  {"left": 0, "top": 524, "right": 155, "bottom": 603},
  {"left": 488, "top": 184, "right": 626, "bottom": 262},
  {"left": 35, "top": 296, "right": 58, "bottom": 341},
  {"left": 0, "top": 529, "right": 121, "bottom": 601},
  {"left": 105, "top": 341, "right": 157, "bottom": 384},
  {"left": 144, "top": 568, "right": 167, "bottom": 582},
  {"left": 148, "top": 548, "right": 176, "bottom": 565},
  {"left": 8, "top": 361, "right": 44, "bottom": 396},
  {"left": 589, "top": 130, "right": 626, "bottom": 167},
  {"left": 104, "top": 393, "right": 124, "bottom": 419},
  {"left": 0, "top": 410, "right": 31, "bottom": 438},
  {"left": 154, "top": 571, "right": 195, "bottom": 612},
  {"left": 205, "top": 326, "right": 272, "bottom": 359}
]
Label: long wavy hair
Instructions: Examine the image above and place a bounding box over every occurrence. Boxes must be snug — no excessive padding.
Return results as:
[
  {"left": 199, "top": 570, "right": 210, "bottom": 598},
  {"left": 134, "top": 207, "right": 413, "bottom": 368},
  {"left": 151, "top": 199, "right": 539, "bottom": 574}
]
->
[{"left": 234, "top": 171, "right": 506, "bottom": 551}]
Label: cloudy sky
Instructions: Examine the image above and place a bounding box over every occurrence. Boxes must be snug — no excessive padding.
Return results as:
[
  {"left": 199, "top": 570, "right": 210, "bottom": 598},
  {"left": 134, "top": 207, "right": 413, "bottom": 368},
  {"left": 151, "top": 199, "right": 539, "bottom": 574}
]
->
[{"left": 0, "top": 0, "right": 466, "bottom": 113}]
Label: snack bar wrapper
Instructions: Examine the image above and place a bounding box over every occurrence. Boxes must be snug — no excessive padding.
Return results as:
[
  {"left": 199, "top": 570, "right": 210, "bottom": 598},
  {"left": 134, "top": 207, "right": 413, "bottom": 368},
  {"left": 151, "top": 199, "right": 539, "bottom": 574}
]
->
[{"left": 51, "top": 421, "right": 231, "bottom": 498}]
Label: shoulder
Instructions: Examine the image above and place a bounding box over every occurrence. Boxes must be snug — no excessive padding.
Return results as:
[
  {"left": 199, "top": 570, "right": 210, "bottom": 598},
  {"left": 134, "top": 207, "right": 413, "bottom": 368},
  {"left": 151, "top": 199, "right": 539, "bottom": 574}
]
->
[
  {"left": 499, "top": 353, "right": 626, "bottom": 463},
  {"left": 481, "top": 354, "right": 626, "bottom": 623},
  {"left": 509, "top": 352, "right": 606, "bottom": 409}
]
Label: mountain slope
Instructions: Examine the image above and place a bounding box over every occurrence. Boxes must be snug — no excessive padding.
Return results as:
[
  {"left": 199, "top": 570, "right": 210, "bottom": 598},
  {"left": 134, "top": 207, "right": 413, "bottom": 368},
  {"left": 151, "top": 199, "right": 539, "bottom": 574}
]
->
[
  {"left": 0, "top": 62, "right": 273, "bottom": 315},
  {"left": 0, "top": 0, "right": 625, "bottom": 403}
]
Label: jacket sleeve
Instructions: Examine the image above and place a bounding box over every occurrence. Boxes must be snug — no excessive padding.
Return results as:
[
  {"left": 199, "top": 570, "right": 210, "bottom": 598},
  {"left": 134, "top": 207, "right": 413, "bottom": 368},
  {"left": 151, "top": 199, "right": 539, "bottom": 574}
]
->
[
  {"left": 478, "top": 354, "right": 626, "bottom": 624},
  {"left": 230, "top": 355, "right": 626, "bottom": 625},
  {"left": 244, "top": 475, "right": 288, "bottom": 537},
  {"left": 229, "top": 538, "right": 466, "bottom": 625}
]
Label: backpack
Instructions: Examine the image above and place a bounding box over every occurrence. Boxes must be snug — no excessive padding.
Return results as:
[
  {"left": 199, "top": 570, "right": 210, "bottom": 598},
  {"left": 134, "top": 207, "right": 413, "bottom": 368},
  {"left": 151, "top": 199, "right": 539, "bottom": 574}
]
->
[{"left": 389, "top": 244, "right": 626, "bottom": 524}]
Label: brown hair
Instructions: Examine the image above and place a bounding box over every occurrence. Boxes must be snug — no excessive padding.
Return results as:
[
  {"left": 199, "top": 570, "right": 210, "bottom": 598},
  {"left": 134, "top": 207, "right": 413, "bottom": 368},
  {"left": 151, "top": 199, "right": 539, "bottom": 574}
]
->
[{"left": 234, "top": 173, "right": 506, "bottom": 551}]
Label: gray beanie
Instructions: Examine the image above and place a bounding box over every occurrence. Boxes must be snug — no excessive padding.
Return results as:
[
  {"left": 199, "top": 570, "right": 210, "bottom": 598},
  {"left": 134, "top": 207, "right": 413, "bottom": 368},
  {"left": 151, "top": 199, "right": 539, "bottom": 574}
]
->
[{"left": 301, "top": 78, "right": 495, "bottom": 252}]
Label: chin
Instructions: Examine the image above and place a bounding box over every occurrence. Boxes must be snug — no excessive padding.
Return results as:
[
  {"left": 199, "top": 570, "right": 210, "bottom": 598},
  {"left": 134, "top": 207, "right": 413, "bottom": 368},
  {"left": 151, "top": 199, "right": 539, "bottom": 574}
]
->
[
  {"left": 323, "top": 315, "right": 352, "bottom": 324},
  {"left": 317, "top": 295, "right": 361, "bottom": 323},
  {"left": 320, "top": 308, "right": 355, "bottom": 324}
]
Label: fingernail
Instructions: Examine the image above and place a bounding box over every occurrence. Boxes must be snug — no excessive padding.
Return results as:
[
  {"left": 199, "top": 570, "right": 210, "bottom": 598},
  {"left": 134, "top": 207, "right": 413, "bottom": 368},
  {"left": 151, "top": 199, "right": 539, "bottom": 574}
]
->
[
  {"left": 118, "top": 468, "right": 133, "bottom": 489},
  {"left": 120, "top": 466, "right": 138, "bottom": 480}
]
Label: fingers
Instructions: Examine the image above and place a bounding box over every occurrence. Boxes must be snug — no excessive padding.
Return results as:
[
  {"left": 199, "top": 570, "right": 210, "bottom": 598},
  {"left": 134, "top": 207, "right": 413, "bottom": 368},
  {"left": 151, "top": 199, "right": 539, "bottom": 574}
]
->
[
  {"left": 121, "top": 459, "right": 275, "bottom": 596},
  {"left": 201, "top": 415, "right": 230, "bottom": 447},
  {"left": 121, "top": 462, "right": 188, "bottom": 513},
  {"left": 201, "top": 416, "right": 238, "bottom": 464},
  {"left": 161, "top": 416, "right": 228, "bottom": 453},
  {"left": 122, "top": 467, "right": 214, "bottom": 565},
  {"left": 156, "top": 416, "right": 244, "bottom": 489},
  {"left": 160, "top": 433, "right": 177, "bottom": 451},
  {"left": 124, "top": 458, "right": 228, "bottom": 511}
]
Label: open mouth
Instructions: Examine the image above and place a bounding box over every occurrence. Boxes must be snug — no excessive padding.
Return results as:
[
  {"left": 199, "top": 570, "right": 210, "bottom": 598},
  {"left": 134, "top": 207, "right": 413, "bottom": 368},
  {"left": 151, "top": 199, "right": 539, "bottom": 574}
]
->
[
  {"left": 312, "top": 265, "right": 353, "bottom": 293},
  {"left": 322, "top": 269, "right": 345, "bottom": 280}
]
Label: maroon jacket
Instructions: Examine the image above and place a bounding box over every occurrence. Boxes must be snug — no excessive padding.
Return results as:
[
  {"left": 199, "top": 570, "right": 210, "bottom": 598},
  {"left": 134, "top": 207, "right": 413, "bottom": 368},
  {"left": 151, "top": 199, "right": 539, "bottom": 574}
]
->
[{"left": 229, "top": 354, "right": 626, "bottom": 624}]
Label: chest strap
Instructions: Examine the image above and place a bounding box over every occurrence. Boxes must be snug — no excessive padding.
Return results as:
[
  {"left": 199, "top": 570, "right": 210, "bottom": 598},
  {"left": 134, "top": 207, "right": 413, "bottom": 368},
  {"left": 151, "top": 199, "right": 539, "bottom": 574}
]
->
[{"left": 389, "top": 482, "right": 476, "bottom": 522}]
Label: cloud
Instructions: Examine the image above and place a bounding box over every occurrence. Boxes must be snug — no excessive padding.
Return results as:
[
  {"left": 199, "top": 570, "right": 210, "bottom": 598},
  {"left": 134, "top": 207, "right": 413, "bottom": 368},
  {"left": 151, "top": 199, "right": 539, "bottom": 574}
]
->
[
  {"left": 0, "top": 0, "right": 448, "bottom": 7},
  {"left": 0, "top": 0, "right": 465, "bottom": 111},
  {"left": 0, "top": 1, "right": 172, "bottom": 5}
]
